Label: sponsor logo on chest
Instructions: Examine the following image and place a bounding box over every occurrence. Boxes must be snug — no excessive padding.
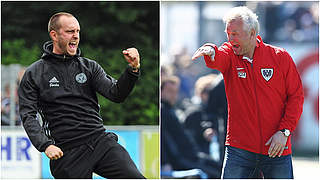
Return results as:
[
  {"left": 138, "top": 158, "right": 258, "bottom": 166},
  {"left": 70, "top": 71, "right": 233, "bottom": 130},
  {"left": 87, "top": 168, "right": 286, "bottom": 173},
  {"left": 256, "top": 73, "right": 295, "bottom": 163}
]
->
[
  {"left": 237, "top": 67, "right": 246, "bottom": 78},
  {"left": 49, "top": 77, "right": 59, "bottom": 87}
]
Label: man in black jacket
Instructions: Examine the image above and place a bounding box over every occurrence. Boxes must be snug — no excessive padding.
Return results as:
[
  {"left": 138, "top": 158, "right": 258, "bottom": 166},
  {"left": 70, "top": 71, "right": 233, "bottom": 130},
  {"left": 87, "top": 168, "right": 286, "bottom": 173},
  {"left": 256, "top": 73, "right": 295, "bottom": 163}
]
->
[{"left": 18, "top": 12, "right": 144, "bottom": 179}]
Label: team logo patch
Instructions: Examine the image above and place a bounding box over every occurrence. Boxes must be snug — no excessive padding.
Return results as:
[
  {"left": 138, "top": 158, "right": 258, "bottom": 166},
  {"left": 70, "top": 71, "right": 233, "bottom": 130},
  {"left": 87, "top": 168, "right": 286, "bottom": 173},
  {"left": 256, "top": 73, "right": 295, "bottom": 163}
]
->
[
  {"left": 75, "top": 73, "right": 87, "bottom": 83},
  {"left": 261, "top": 68, "right": 273, "bottom": 81}
]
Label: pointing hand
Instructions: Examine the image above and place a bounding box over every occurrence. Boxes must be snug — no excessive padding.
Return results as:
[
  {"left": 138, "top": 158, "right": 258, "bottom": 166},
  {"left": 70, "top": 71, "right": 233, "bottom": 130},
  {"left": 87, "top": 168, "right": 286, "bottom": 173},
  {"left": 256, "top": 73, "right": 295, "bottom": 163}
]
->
[{"left": 192, "top": 45, "right": 215, "bottom": 60}]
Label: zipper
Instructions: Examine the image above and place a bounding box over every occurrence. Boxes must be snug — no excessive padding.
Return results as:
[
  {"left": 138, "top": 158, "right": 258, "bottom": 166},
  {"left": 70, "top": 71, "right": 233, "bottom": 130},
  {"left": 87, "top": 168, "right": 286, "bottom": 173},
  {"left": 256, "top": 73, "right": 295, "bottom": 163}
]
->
[
  {"left": 250, "top": 59, "right": 263, "bottom": 154},
  {"left": 63, "top": 55, "right": 71, "bottom": 89}
]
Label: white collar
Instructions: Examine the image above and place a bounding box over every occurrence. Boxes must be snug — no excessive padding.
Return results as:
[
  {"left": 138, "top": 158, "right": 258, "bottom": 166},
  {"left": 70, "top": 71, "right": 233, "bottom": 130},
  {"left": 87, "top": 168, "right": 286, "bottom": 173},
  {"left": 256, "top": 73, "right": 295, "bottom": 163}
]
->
[{"left": 243, "top": 56, "right": 253, "bottom": 63}]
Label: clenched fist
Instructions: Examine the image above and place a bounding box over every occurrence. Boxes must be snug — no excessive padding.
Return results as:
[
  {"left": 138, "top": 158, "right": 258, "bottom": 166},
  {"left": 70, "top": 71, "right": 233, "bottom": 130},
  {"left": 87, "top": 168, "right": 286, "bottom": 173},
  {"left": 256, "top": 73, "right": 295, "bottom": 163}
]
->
[
  {"left": 45, "top": 145, "right": 63, "bottom": 160},
  {"left": 122, "top": 48, "right": 140, "bottom": 72}
]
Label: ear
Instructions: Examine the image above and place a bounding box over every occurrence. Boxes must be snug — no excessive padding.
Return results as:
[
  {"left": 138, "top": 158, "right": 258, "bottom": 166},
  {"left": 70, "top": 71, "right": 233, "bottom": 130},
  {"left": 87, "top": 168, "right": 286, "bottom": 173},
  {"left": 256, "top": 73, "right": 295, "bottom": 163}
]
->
[
  {"left": 250, "top": 29, "right": 256, "bottom": 39},
  {"left": 49, "top": 30, "right": 58, "bottom": 41}
]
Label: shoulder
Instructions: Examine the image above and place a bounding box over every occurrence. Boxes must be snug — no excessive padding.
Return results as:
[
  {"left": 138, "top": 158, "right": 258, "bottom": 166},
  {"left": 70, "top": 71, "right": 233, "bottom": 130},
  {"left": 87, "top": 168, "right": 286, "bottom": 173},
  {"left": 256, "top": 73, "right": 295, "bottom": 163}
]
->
[
  {"left": 262, "top": 43, "right": 294, "bottom": 65},
  {"left": 262, "top": 43, "right": 296, "bottom": 74},
  {"left": 24, "top": 59, "right": 45, "bottom": 74},
  {"left": 185, "top": 105, "right": 202, "bottom": 119},
  {"left": 78, "top": 57, "right": 98, "bottom": 66},
  {"left": 262, "top": 43, "right": 291, "bottom": 57},
  {"left": 19, "top": 59, "right": 45, "bottom": 87},
  {"left": 78, "top": 57, "right": 103, "bottom": 71}
]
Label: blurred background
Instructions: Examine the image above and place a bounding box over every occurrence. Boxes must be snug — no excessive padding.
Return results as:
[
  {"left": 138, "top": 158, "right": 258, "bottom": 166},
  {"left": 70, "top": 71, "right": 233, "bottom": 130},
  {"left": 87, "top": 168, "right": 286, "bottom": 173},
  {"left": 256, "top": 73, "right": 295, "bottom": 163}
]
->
[
  {"left": 161, "top": 1, "right": 319, "bottom": 179},
  {"left": 1, "top": 1, "right": 159, "bottom": 179}
]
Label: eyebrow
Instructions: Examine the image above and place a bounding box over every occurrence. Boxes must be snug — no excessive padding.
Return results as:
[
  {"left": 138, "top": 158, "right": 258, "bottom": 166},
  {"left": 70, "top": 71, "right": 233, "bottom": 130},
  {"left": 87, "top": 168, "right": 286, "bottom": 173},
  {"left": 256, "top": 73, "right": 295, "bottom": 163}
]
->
[
  {"left": 65, "top": 28, "right": 80, "bottom": 31},
  {"left": 225, "top": 30, "right": 238, "bottom": 34}
]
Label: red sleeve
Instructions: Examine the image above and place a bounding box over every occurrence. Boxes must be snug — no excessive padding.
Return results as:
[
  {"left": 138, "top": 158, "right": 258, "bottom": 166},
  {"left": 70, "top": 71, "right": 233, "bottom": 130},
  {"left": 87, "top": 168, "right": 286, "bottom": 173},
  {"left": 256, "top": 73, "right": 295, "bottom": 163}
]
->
[
  {"left": 278, "top": 50, "right": 304, "bottom": 132},
  {"left": 203, "top": 43, "right": 231, "bottom": 74}
]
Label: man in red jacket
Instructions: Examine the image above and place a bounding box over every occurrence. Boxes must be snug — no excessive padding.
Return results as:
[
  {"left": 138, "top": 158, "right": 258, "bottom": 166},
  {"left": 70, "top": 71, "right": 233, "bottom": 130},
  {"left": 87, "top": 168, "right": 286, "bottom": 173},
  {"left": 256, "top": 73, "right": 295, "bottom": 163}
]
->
[{"left": 192, "top": 6, "right": 304, "bottom": 179}]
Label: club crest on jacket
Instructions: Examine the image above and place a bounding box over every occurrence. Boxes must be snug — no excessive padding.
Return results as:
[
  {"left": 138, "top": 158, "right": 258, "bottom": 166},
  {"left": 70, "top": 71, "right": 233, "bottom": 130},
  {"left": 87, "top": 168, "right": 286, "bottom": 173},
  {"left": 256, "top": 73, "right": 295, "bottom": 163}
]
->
[
  {"left": 75, "top": 73, "right": 87, "bottom": 83},
  {"left": 261, "top": 68, "right": 273, "bottom": 81}
]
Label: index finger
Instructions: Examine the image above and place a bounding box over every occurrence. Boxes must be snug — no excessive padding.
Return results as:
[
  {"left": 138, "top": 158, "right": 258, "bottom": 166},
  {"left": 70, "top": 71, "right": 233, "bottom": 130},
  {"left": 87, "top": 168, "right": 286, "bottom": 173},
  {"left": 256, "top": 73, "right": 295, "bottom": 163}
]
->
[
  {"left": 271, "top": 145, "right": 281, "bottom": 158},
  {"left": 192, "top": 48, "right": 204, "bottom": 60},
  {"left": 59, "top": 150, "right": 64, "bottom": 157},
  {"left": 122, "top": 50, "right": 129, "bottom": 55}
]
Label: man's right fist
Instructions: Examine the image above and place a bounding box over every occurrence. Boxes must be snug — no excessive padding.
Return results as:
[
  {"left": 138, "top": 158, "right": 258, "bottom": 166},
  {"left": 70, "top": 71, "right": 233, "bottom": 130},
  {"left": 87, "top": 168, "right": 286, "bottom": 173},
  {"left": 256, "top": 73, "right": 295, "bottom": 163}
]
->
[
  {"left": 45, "top": 145, "right": 64, "bottom": 160},
  {"left": 192, "top": 44, "right": 215, "bottom": 60}
]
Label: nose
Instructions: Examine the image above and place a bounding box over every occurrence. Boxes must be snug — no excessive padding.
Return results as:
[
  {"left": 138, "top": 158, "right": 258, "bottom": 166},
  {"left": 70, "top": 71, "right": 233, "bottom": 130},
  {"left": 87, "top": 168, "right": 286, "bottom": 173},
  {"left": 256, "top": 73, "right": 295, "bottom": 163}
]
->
[{"left": 73, "top": 32, "right": 79, "bottom": 39}]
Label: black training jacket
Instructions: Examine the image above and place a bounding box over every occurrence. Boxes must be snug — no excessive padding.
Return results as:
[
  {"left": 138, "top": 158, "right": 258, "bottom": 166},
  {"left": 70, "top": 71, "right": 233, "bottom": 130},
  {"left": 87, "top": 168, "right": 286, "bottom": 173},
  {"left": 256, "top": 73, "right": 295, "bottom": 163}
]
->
[{"left": 18, "top": 41, "right": 139, "bottom": 152}]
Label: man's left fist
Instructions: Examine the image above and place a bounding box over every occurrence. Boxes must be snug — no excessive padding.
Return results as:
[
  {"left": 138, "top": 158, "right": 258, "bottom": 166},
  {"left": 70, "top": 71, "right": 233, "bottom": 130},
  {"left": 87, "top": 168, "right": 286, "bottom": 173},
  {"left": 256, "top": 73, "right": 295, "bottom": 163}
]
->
[{"left": 122, "top": 48, "right": 140, "bottom": 69}]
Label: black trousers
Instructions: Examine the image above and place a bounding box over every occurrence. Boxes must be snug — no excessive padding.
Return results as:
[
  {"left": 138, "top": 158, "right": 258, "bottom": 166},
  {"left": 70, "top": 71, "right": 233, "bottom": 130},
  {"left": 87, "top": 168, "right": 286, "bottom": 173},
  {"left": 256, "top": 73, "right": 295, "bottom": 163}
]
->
[{"left": 50, "top": 132, "right": 145, "bottom": 179}]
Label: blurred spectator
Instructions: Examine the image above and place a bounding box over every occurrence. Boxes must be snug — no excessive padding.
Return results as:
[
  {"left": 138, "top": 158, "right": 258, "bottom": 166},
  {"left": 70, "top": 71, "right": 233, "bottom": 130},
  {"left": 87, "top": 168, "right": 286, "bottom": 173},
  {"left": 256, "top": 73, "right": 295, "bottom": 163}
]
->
[
  {"left": 170, "top": 46, "right": 204, "bottom": 103},
  {"left": 160, "top": 64, "right": 174, "bottom": 81},
  {"left": 264, "top": 1, "right": 318, "bottom": 43},
  {"left": 207, "top": 74, "right": 228, "bottom": 161},
  {"left": 184, "top": 74, "right": 220, "bottom": 156},
  {"left": 1, "top": 84, "right": 20, "bottom": 126},
  {"left": 1, "top": 68, "right": 25, "bottom": 126},
  {"left": 161, "top": 76, "right": 221, "bottom": 178}
]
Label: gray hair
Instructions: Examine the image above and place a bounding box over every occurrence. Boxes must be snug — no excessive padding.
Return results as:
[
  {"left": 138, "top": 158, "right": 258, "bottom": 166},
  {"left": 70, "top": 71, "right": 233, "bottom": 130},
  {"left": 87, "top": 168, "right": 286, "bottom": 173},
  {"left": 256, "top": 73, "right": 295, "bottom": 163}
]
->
[{"left": 223, "top": 6, "right": 259, "bottom": 34}]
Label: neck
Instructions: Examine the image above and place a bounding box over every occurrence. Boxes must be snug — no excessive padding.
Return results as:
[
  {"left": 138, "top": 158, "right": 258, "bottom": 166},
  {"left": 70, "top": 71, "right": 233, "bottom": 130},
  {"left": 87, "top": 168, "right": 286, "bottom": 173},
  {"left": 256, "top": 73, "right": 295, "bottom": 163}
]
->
[
  {"left": 52, "top": 41, "right": 64, "bottom": 55},
  {"left": 245, "top": 40, "right": 257, "bottom": 59},
  {"left": 52, "top": 47, "right": 62, "bottom": 55}
]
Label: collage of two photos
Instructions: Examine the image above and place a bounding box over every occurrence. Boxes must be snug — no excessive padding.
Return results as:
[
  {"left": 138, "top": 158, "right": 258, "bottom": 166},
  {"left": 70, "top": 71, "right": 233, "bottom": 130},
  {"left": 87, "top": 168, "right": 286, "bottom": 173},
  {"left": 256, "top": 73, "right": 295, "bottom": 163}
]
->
[{"left": 1, "top": 1, "right": 319, "bottom": 179}]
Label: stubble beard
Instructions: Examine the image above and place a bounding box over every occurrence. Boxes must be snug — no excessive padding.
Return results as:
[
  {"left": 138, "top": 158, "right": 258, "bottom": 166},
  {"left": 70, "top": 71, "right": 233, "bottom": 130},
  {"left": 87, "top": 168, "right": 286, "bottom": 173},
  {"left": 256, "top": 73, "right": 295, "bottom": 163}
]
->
[{"left": 57, "top": 37, "right": 68, "bottom": 55}]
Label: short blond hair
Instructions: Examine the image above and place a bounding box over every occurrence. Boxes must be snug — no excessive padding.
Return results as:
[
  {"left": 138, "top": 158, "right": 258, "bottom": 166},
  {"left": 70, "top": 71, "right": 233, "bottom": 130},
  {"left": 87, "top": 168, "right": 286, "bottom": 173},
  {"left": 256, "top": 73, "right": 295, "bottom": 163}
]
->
[
  {"left": 161, "top": 76, "right": 180, "bottom": 91},
  {"left": 223, "top": 6, "right": 259, "bottom": 34},
  {"left": 48, "top": 12, "right": 74, "bottom": 33},
  {"left": 194, "top": 74, "right": 218, "bottom": 97}
]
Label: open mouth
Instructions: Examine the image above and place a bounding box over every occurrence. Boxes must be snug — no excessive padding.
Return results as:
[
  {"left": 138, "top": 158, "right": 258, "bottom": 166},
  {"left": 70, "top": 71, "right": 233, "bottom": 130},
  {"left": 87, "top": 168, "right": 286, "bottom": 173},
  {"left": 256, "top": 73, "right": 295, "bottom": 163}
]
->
[
  {"left": 69, "top": 42, "right": 77, "bottom": 49},
  {"left": 232, "top": 44, "right": 240, "bottom": 48},
  {"left": 231, "top": 43, "right": 241, "bottom": 54}
]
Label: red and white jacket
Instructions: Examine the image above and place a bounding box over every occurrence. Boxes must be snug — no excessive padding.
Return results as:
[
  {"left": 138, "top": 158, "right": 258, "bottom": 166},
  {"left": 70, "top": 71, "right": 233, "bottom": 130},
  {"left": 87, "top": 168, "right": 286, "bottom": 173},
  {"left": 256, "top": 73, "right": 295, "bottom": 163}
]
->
[{"left": 203, "top": 35, "right": 304, "bottom": 155}]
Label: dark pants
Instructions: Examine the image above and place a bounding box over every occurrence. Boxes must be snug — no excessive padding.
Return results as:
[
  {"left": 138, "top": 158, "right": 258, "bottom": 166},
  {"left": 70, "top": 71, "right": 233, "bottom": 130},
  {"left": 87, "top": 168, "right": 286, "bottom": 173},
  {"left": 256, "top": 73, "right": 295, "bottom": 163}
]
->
[
  {"left": 50, "top": 132, "right": 145, "bottom": 179},
  {"left": 222, "top": 146, "right": 293, "bottom": 179}
]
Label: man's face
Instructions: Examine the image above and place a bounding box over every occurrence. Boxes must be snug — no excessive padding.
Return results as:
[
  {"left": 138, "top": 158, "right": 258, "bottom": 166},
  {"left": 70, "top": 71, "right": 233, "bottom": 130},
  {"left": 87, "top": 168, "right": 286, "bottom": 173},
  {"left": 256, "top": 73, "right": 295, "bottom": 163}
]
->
[
  {"left": 225, "top": 19, "right": 253, "bottom": 57},
  {"left": 162, "top": 82, "right": 179, "bottom": 106},
  {"left": 53, "top": 16, "right": 80, "bottom": 56}
]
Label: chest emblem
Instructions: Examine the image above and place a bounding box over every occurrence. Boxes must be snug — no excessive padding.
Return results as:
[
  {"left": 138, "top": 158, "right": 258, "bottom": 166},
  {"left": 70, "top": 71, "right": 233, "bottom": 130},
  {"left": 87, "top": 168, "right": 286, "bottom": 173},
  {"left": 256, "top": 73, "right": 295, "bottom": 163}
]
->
[
  {"left": 75, "top": 73, "right": 87, "bottom": 84},
  {"left": 261, "top": 68, "right": 273, "bottom": 81},
  {"left": 237, "top": 67, "right": 246, "bottom": 78},
  {"left": 49, "top": 77, "right": 59, "bottom": 87}
]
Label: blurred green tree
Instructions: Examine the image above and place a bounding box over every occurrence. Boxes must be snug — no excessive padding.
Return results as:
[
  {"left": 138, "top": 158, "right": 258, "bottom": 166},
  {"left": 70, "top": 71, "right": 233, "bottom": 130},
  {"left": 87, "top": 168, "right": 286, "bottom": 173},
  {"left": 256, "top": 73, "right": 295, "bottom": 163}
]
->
[{"left": 1, "top": 1, "right": 159, "bottom": 125}]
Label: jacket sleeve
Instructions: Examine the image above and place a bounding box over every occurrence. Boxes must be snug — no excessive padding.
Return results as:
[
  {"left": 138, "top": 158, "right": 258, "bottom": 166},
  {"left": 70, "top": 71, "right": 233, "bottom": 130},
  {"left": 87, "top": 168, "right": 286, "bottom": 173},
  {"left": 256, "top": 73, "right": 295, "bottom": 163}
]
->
[
  {"left": 91, "top": 62, "right": 139, "bottom": 103},
  {"left": 18, "top": 68, "right": 54, "bottom": 152},
  {"left": 203, "top": 43, "right": 231, "bottom": 74},
  {"left": 278, "top": 51, "right": 304, "bottom": 132}
]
